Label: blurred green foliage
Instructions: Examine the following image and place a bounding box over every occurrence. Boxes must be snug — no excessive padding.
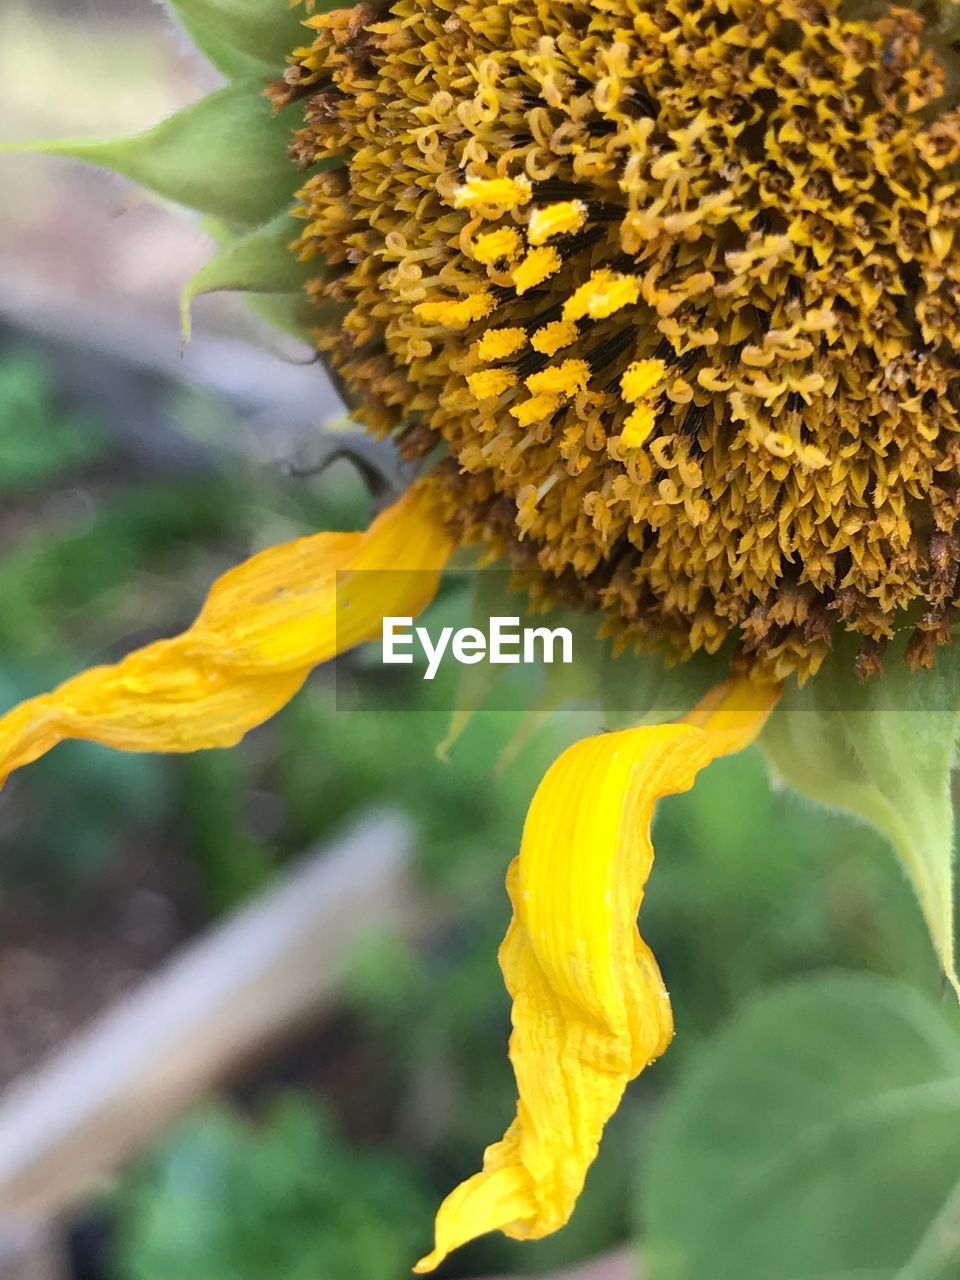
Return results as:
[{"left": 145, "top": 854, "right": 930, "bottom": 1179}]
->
[
  {"left": 0, "top": 347, "right": 106, "bottom": 495},
  {"left": 113, "top": 1097, "right": 431, "bottom": 1280}
]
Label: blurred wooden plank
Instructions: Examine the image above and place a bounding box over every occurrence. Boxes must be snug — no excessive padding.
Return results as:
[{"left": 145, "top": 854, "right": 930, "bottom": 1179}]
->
[
  {"left": 0, "top": 811, "right": 415, "bottom": 1225},
  {"left": 0, "top": 1227, "right": 68, "bottom": 1280},
  {"left": 0, "top": 267, "right": 402, "bottom": 486},
  {"left": 0, "top": 266, "right": 343, "bottom": 422}
]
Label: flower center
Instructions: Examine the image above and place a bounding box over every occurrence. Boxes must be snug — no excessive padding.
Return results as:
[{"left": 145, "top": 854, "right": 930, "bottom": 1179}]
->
[{"left": 275, "top": 0, "right": 960, "bottom": 681}]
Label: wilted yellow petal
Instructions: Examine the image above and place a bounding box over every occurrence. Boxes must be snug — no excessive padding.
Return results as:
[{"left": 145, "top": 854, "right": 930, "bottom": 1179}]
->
[
  {"left": 415, "top": 676, "right": 780, "bottom": 1272},
  {"left": 0, "top": 486, "right": 451, "bottom": 785}
]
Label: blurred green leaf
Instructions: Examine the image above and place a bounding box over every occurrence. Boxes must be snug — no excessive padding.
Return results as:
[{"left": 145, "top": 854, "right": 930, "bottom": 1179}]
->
[
  {"left": 0, "top": 349, "right": 106, "bottom": 493},
  {"left": 11, "top": 85, "right": 302, "bottom": 225},
  {"left": 0, "top": 482, "right": 236, "bottom": 656},
  {"left": 180, "top": 750, "right": 276, "bottom": 911},
  {"left": 114, "top": 1097, "right": 431, "bottom": 1280},
  {"left": 0, "top": 730, "right": 169, "bottom": 887},
  {"left": 641, "top": 973, "right": 960, "bottom": 1280},
  {"left": 600, "top": 642, "right": 732, "bottom": 728},
  {"left": 436, "top": 570, "right": 541, "bottom": 759},
  {"left": 761, "top": 636, "right": 960, "bottom": 996}
]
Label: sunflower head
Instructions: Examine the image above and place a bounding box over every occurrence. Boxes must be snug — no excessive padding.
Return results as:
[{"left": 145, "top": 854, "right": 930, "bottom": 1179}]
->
[
  {"left": 272, "top": 0, "right": 960, "bottom": 683},
  {"left": 4, "top": 2, "right": 960, "bottom": 1273}
]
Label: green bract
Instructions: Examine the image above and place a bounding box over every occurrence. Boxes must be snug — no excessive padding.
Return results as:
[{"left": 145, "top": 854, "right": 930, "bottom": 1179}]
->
[
  {"left": 180, "top": 209, "right": 328, "bottom": 341},
  {"left": 761, "top": 637, "right": 960, "bottom": 997},
  {"left": 10, "top": 84, "right": 301, "bottom": 225},
  {"left": 163, "top": 0, "right": 315, "bottom": 77}
]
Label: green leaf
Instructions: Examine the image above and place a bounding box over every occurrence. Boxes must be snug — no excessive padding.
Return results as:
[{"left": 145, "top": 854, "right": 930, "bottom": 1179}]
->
[
  {"left": 641, "top": 973, "right": 960, "bottom": 1280},
  {"left": 432, "top": 572, "right": 732, "bottom": 759},
  {"left": 437, "top": 570, "right": 534, "bottom": 759},
  {"left": 760, "top": 635, "right": 960, "bottom": 996},
  {"left": 7, "top": 84, "right": 301, "bottom": 225},
  {"left": 163, "top": 0, "right": 311, "bottom": 76},
  {"left": 181, "top": 209, "right": 320, "bottom": 339}
]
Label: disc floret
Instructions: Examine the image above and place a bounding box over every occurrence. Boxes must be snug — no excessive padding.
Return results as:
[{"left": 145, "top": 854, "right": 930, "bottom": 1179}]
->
[{"left": 277, "top": 0, "right": 960, "bottom": 681}]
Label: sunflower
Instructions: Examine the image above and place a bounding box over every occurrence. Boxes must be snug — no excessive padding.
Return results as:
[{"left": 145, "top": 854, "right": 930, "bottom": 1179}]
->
[{"left": 5, "top": 0, "right": 960, "bottom": 1268}]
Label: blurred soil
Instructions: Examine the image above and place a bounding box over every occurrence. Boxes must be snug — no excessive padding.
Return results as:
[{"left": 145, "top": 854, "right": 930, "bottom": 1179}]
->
[{"left": 0, "top": 842, "right": 203, "bottom": 1088}]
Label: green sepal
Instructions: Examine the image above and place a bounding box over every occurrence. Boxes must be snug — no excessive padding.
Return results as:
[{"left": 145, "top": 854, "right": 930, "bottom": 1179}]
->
[
  {"left": 760, "top": 633, "right": 960, "bottom": 996},
  {"left": 169, "top": 18, "right": 270, "bottom": 80},
  {"left": 599, "top": 641, "right": 732, "bottom": 728},
  {"left": 181, "top": 209, "right": 321, "bottom": 340},
  {"left": 6, "top": 84, "right": 302, "bottom": 226},
  {"left": 163, "top": 0, "right": 350, "bottom": 78},
  {"left": 244, "top": 291, "right": 323, "bottom": 343},
  {"left": 163, "top": 0, "right": 309, "bottom": 76}
]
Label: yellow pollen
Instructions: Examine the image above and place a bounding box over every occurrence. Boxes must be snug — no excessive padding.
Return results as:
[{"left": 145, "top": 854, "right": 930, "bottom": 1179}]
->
[
  {"left": 474, "top": 327, "right": 527, "bottom": 360},
  {"left": 563, "top": 270, "right": 641, "bottom": 322},
  {"left": 621, "top": 358, "right": 667, "bottom": 402},
  {"left": 454, "top": 175, "right": 532, "bottom": 211},
  {"left": 512, "top": 246, "right": 563, "bottom": 294},
  {"left": 415, "top": 291, "right": 497, "bottom": 329},
  {"left": 473, "top": 227, "right": 522, "bottom": 265},
  {"left": 467, "top": 368, "right": 518, "bottom": 399},
  {"left": 532, "top": 318, "right": 579, "bottom": 356},
  {"left": 621, "top": 403, "right": 658, "bottom": 447},
  {"left": 527, "top": 200, "right": 589, "bottom": 246},
  {"left": 511, "top": 393, "right": 562, "bottom": 426},
  {"left": 525, "top": 359, "right": 591, "bottom": 398}
]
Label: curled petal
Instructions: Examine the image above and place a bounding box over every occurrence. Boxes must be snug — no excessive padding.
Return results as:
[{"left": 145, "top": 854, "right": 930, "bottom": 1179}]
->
[
  {"left": 0, "top": 486, "right": 452, "bottom": 785},
  {"left": 415, "top": 676, "right": 781, "bottom": 1272}
]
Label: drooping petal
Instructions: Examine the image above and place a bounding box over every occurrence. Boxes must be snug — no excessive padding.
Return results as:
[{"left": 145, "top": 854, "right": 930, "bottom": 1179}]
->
[
  {"left": 415, "top": 676, "right": 781, "bottom": 1273},
  {"left": 0, "top": 486, "right": 452, "bottom": 786}
]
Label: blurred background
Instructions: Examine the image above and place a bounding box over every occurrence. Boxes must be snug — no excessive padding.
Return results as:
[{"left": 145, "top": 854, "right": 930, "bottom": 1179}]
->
[{"left": 0, "top": 4, "right": 957, "bottom": 1280}]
